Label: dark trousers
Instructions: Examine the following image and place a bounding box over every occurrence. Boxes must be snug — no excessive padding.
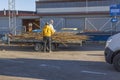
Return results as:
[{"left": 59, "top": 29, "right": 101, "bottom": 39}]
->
[{"left": 43, "top": 36, "right": 51, "bottom": 52}]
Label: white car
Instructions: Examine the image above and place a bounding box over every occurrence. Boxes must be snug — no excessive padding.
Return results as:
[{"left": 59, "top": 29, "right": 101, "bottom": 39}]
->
[{"left": 105, "top": 33, "right": 120, "bottom": 72}]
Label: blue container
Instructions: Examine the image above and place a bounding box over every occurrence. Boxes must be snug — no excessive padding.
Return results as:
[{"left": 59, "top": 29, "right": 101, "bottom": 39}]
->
[{"left": 32, "top": 29, "right": 42, "bottom": 33}]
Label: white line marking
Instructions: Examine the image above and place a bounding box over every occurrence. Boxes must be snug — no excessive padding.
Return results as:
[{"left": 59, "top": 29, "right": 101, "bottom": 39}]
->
[
  {"left": 39, "top": 64, "right": 61, "bottom": 69},
  {"left": 81, "top": 70, "right": 107, "bottom": 75}
]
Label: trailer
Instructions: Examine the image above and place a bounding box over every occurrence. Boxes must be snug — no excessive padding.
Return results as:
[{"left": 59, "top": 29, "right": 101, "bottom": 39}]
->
[
  {"left": 4, "top": 27, "right": 88, "bottom": 52},
  {"left": 6, "top": 32, "right": 86, "bottom": 51},
  {"left": 7, "top": 38, "right": 43, "bottom": 51}
]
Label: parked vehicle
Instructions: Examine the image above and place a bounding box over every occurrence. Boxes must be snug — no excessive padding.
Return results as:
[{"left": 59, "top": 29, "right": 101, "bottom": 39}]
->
[
  {"left": 105, "top": 33, "right": 120, "bottom": 72},
  {"left": 4, "top": 32, "right": 87, "bottom": 51}
]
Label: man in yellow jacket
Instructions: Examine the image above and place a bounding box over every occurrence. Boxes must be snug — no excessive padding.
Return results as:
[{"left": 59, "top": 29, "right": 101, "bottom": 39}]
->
[{"left": 42, "top": 22, "right": 55, "bottom": 53}]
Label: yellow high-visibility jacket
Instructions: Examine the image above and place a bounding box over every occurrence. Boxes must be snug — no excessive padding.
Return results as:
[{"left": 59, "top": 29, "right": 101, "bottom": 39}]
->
[{"left": 42, "top": 24, "right": 54, "bottom": 37}]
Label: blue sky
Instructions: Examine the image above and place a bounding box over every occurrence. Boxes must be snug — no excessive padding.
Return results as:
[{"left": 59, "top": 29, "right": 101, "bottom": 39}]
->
[{"left": 0, "top": 0, "right": 36, "bottom": 11}]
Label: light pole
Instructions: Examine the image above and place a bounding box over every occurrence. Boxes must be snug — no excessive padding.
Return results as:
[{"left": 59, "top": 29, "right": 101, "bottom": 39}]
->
[{"left": 8, "top": 0, "right": 16, "bottom": 35}]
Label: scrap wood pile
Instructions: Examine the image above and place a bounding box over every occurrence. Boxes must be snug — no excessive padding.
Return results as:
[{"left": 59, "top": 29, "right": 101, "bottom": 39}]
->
[
  {"left": 9, "top": 32, "right": 89, "bottom": 43},
  {"left": 9, "top": 32, "right": 43, "bottom": 40},
  {"left": 52, "top": 32, "right": 88, "bottom": 43}
]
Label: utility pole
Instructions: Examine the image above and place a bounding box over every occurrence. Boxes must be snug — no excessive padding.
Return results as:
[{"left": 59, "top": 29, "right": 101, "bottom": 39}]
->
[{"left": 8, "top": 0, "right": 16, "bottom": 35}]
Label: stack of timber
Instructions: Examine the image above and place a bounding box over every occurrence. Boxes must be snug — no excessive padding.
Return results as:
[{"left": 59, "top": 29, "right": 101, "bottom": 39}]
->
[
  {"left": 9, "top": 32, "right": 89, "bottom": 44},
  {"left": 9, "top": 32, "right": 42, "bottom": 40},
  {"left": 52, "top": 32, "right": 88, "bottom": 43}
]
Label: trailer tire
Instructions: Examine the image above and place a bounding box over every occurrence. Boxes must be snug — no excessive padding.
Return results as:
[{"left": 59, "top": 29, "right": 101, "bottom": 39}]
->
[
  {"left": 113, "top": 53, "right": 120, "bottom": 72},
  {"left": 34, "top": 43, "right": 43, "bottom": 51}
]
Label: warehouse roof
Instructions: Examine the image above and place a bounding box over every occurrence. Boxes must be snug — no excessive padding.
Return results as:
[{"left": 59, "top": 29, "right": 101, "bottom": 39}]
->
[
  {"left": 0, "top": 10, "right": 38, "bottom": 17},
  {"left": 36, "top": 0, "right": 103, "bottom": 3},
  {"left": 36, "top": 0, "right": 103, "bottom": 2},
  {"left": 37, "top": 11, "right": 109, "bottom": 16}
]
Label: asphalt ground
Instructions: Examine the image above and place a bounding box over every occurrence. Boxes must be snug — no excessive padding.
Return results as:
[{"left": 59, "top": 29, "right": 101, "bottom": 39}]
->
[{"left": 0, "top": 43, "right": 119, "bottom": 80}]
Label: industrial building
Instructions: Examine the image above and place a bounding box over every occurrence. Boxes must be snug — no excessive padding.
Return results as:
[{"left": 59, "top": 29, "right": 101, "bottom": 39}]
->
[
  {"left": 0, "top": 0, "right": 120, "bottom": 36},
  {"left": 0, "top": 10, "right": 40, "bottom": 34},
  {"left": 36, "top": 0, "right": 120, "bottom": 32}
]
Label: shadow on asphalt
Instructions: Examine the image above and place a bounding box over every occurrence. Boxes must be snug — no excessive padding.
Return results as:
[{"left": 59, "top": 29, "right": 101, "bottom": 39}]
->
[
  {"left": 0, "top": 43, "right": 105, "bottom": 52},
  {"left": 0, "top": 58, "right": 115, "bottom": 80}
]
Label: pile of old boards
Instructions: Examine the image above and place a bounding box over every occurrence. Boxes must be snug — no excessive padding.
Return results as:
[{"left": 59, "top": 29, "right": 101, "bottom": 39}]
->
[{"left": 9, "top": 32, "right": 89, "bottom": 46}]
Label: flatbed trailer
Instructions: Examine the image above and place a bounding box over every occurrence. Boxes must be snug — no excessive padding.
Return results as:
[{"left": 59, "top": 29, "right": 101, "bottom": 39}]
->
[{"left": 7, "top": 38, "right": 83, "bottom": 51}]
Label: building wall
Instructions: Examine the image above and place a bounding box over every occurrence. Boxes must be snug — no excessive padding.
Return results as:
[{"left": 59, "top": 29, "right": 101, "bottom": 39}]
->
[
  {"left": 65, "top": 17, "right": 85, "bottom": 32},
  {"left": 0, "top": 17, "right": 22, "bottom": 34},
  {"left": 16, "top": 18, "right": 22, "bottom": 34},
  {"left": 36, "top": 0, "right": 120, "bottom": 14},
  {"left": 40, "top": 16, "right": 120, "bottom": 32},
  {"left": 37, "top": 0, "right": 120, "bottom": 8},
  {"left": 40, "top": 17, "right": 65, "bottom": 31},
  {"left": 0, "top": 17, "right": 9, "bottom": 34},
  {"left": 37, "top": 0, "right": 120, "bottom": 32},
  {"left": 0, "top": 15, "right": 40, "bottom": 35}
]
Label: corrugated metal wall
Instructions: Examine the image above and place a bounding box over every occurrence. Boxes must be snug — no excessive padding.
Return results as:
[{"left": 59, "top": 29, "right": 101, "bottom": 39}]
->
[
  {"left": 65, "top": 17, "right": 85, "bottom": 31},
  {"left": 16, "top": 18, "right": 22, "bottom": 34},
  {"left": 36, "top": 0, "right": 120, "bottom": 8},
  {"left": 85, "top": 17, "right": 120, "bottom": 32},
  {"left": 0, "top": 17, "right": 9, "bottom": 34},
  {"left": 36, "top": 0, "right": 120, "bottom": 33},
  {"left": 40, "top": 17, "right": 85, "bottom": 32},
  {"left": 40, "top": 17, "right": 65, "bottom": 31},
  {"left": 0, "top": 17, "right": 22, "bottom": 34},
  {"left": 40, "top": 16, "right": 120, "bottom": 32},
  {"left": 115, "top": 18, "right": 120, "bottom": 31},
  {"left": 85, "top": 18, "right": 111, "bottom": 32}
]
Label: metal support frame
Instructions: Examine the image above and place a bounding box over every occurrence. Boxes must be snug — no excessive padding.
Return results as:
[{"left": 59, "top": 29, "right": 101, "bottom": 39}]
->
[
  {"left": 8, "top": 0, "right": 16, "bottom": 35},
  {"left": 85, "top": 18, "right": 115, "bottom": 32}
]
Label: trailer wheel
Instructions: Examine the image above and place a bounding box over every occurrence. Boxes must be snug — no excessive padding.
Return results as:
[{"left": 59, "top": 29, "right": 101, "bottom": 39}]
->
[
  {"left": 113, "top": 54, "right": 120, "bottom": 72},
  {"left": 34, "top": 43, "right": 43, "bottom": 51}
]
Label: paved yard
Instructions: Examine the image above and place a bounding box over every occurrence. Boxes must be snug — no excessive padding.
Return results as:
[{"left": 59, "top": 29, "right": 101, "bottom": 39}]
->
[{"left": 0, "top": 43, "right": 119, "bottom": 80}]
